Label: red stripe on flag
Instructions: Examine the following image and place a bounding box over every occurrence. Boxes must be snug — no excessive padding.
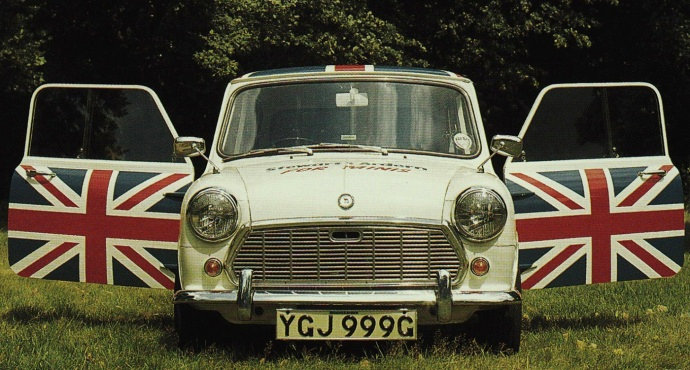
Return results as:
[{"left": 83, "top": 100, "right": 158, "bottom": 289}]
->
[
  {"left": 21, "top": 165, "right": 78, "bottom": 208},
  {"left": 618, "top": 240, "right": 676, "bottom": 277},
  {"left": 584, "top": 168, "right": 611, "bottom": 283},
  {"left": 515, "top": 209, "right": 683, "bottom": 243},
  {"left": 17, "top": 242, "right": 78, "bottom": 277},
  {"left": 511, "top": 172, "right": 583, "bottom": 210},
  {"left": 8, "top": 208, "right": 181, "bottom": 242},
  {"left": 618, "top": 165, "right": 674, "bottom": 207},
  {"left": 115, "top": 173, "right": 187, "bottom": 211},
  {"left": 334, "top": 65, "right": 365, "bottom": 71},
  {"left": 522, "top": 244, "right": 584, "bottom": 289},
  {"left": 85, "top": 170, "right": 111, "bottom": 284},
  {"left": 114, "top": 245, "right": 174, "bottom": 289}
]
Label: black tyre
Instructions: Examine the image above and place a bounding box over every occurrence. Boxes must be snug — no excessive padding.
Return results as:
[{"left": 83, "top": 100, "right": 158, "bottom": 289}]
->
[
  {"left": 469, "top": 273, "right": 522, "bottom": 353},
  {"left": 474, "top": 302, "right": 522, "bottom": 353},
  {"left": 174, "top": 275, "right": 226, "bottom": 348}
]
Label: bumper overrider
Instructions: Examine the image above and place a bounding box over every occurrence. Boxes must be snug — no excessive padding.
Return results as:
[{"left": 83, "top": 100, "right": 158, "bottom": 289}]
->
[{"left": 173, "top": 269, "right": 521, "bottom": 325}]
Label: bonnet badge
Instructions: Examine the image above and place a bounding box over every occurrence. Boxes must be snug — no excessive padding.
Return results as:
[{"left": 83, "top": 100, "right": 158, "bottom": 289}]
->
[{"left": 338, "top": 194, "right": 354, "bottom": 210}]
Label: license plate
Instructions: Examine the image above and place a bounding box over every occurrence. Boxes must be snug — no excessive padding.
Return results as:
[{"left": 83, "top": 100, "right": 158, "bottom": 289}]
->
[{"left": 276, "top": 309, "right": 417, "bottom": 340}]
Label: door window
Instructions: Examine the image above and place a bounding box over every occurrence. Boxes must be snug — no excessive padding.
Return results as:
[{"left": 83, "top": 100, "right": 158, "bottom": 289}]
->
[
  {"left": 521, "top": 86, "right": 664, "bottom": 161},
  {"left": 29, "top": 87, "right": 181, "bottom": 162}
]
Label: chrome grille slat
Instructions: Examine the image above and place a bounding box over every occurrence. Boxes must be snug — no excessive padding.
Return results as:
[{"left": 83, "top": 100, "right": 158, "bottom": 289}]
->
[{"left": 231, "top": 225, "right": 462, "bottom": 284}]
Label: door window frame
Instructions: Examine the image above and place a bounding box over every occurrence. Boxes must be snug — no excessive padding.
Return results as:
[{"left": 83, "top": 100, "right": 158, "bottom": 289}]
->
[
  {"left": 506, "top": 82, "right": 670, "bottom": 169},
  {"left": 23, "top": 83, "right": 191, "bottom": 166}
]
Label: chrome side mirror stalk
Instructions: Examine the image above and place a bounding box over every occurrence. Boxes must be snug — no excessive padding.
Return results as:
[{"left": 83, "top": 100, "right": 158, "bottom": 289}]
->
[
  {"left": 477, "top": 135, "right": 523, "bottom": 173},
  {"left": 174, "top": 136, "right": 220, "bottom": 174}
]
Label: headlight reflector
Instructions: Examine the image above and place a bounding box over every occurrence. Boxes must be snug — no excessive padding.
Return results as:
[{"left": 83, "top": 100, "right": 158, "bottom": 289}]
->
[
  {"left": 187, "top": 188, "right": 238, "bottom": 241},
  {"left": 454, "top": 188, "right": 507, "bottom": 241}
]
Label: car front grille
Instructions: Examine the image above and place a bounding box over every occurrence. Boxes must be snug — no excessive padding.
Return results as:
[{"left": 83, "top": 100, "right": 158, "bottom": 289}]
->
[{"left": 230, "top": 225, "right": 463, "bottom": 285}]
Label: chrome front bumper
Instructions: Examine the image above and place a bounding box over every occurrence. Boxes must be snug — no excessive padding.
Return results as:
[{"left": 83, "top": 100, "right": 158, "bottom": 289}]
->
[{"left": 173, "top": 269, "right": 521, "bottom": 325}]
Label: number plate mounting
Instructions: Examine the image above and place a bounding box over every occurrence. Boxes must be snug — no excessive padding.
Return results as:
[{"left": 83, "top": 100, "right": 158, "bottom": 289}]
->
[{"left": 276, "top": 309, "right": 417, "bottom": 340}]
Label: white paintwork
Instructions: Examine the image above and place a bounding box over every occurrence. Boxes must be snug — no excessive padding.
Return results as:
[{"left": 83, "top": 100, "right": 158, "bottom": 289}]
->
[{"left": 178, "top": 70, "right": 520, "bottom": 296}]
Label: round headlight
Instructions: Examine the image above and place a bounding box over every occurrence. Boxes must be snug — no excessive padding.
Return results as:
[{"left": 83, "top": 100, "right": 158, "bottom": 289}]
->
[
  {"left": 454, "top": 188, "right": 507, "bottom": 242},
  {"left": 187, "top": 188, "right": 238, "bottom": 241}
]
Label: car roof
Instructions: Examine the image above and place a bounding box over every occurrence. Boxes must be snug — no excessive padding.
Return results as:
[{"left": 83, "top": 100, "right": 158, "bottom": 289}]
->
[{"left": 240, "top": 65, "right": 462, "bottom": 79}]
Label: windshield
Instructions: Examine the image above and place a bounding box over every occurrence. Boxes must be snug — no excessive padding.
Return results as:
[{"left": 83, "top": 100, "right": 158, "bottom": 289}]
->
[{"left": 220, "top": 81, "right": 480, "bottom": 157}]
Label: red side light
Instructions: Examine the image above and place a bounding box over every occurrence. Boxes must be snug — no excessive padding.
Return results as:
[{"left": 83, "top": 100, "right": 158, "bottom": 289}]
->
[
  {"left": 204, "top": 258, "right": 223, "bottom": 277},
  {"left": 470, "top": 257, "right": 490, "bottom": 276}
]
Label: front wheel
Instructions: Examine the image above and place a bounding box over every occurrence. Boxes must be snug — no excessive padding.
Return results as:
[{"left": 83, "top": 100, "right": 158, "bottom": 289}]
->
[
  {"left": 174, "top": 276, "right": 226, "bottom": 348},
  {"left": 464, "top": 273, "right": 522, "bottom": 353},
  {"left": 474, "top": 303, "right": 522, "bottom": 353}
]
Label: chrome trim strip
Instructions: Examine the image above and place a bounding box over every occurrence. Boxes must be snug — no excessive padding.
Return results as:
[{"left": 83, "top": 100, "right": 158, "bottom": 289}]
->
[
  {"left": 252, "top": 281, "right": 440, "bottom": 289},
  {"left": 451, "top": 291, "right": 521, "bottom": 304},
  {"left": 436, "top": 270, "right": 451, "bottom": 322},
  {"left": 237, "top": 269, "right": 253, "bottom": 321},
  {"left": 173, "top": 289, "right": 521, "bottom": 307},
  {"left": 174, "top": 290, "right": 238, "bottom": 303},
  {"left": 249, "top": 217, "right": 445, "bottom": 228}
]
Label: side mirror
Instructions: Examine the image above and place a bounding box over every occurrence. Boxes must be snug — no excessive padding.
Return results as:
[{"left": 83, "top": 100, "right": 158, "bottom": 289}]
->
[
  {"left": 490, "top": 135, "right": 522, "bottom": 157},
  {"left": 477, "top": 135, "right": 523, "bottom": 173},
  {"left": 174, "top": 136, "right": 206, "bottom": 158}
]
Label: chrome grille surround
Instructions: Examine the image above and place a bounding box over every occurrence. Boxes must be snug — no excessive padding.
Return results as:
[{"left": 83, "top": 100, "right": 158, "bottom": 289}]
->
[{"left": 228, "top": 223, "right": 467, "bottom": 288}]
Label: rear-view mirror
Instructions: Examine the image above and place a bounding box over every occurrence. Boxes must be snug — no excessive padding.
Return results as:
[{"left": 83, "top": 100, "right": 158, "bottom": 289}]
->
[
  {"left": 174, "top": 136, "right": 206, "bottom": 157},
  {"left": 490, "top": 135, "right": 522, "bottom": 157},
  {"left": 336, "top": 88, "right": 368, "bottom": 107}
]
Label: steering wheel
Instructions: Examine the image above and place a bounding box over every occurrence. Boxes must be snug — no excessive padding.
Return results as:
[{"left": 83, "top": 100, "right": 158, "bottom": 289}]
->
[{"left": 272, "top": 137, "right": 317, "bottom": 147}]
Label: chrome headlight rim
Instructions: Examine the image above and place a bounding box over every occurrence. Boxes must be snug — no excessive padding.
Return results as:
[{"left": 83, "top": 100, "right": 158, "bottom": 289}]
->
[
  {"left": 187, "top": 187, "right": 238, "bottom": 242},
  {"left": 453, "top": 187, "right": 507, "bottom": 242}
]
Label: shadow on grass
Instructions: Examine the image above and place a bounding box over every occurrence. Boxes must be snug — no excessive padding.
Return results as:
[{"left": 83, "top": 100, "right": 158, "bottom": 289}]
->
[
  {"left": 524, "top": 312, "right": 641, "bottom": 333},
  {"left": 3, "top": 305, "right": 494, "bottom": 359},
  {"left": 3, "top": 304, "right": 172, "bottom": 329},
  {"left": 685, "top": 223, "right": 690, "bottom": 253},
  {"left": 0, "top": 199, "right": 6, "bottom": 230},
  {"left": 171, "top": 324, "right": 495, "bottom": 361}
]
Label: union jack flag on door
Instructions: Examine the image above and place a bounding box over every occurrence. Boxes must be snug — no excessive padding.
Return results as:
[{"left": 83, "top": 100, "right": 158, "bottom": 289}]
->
[
  {"left": 8, "top": 164, "right": 192, "bottom": 289},
  {"left": 506, "top": 163, "right": 685, "bottom": 289}
]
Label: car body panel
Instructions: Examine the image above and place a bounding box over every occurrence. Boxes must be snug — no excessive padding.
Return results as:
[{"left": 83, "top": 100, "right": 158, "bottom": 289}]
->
[
  {"left": 505, "top": 83, "right": 684, "bottom": 289},
  {"left": 7, "top": 84, "right": 194, "bottom": 289}
]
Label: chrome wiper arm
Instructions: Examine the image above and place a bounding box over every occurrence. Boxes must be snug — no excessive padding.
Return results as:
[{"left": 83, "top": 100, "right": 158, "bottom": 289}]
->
[
  {"left": 280, "top": 146, "right": 314, "bottom": 155},
  {"left": 309, "top": 143, "right": 388, "bottom": 155},
  {"left": 222, "top": 146, "right": 313, "bottom": 161}
]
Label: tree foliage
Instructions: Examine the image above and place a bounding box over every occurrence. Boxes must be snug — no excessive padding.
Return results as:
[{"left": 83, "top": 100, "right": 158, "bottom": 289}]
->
[
  {"left": 2, "top": 0, "right": 690, "bottom": 200},
  {"left": 194, "top": 0, "right": 426, "bottom": 79},
  {"left": 369, "top": 0, "right": 622, "bottom": 133},
  {"left": 0, "top": 0, "right": 45, "bottom": 95}
]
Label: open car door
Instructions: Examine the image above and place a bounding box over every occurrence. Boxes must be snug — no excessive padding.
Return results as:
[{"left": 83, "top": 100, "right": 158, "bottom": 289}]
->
[
  {"left": 505, "top": 83, "right": 685, "bottom": 290},
  {"left": 7, "top": 84, "right": 194, "bottom": 289}
]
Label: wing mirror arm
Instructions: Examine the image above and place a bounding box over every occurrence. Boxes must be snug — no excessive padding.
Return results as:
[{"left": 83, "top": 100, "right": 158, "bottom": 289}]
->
[
  {"left": 192, "top": 143, "right": 221, "bottom": 174},
  {"left": 477, "top": 135, "right": 523, "bottom": 173},
  {"left": 476, "top": 150, "right": 499, "bottom": 174},
  {"left": 174, "top": 136, "right": 220, "bottom": 174}
]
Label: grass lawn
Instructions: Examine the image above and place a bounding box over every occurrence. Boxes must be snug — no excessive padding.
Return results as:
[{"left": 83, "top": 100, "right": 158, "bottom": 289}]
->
[{"left": 0, "top": 228, "right": 688, "bottom": 368}]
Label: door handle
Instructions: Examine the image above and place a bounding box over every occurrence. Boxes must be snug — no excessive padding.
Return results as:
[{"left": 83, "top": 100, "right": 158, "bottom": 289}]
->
[
  {"left": 26, "top": 169, "right": 56, "bottom": 179},
  {"left": 637, "top": 170, "right": 667, "bottom": 178}
]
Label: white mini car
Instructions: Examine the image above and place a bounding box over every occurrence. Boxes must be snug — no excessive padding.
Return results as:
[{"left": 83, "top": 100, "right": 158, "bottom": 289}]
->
[{"left": 7, "top": 66, "right": 685, "bottom": 353}]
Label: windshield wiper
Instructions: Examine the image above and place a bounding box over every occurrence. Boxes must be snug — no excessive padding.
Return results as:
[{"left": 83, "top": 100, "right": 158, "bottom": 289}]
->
[
  {"left": 222, "top": 146, "right": 313, "bottom": 161},
  {"left": 308, "top": 143, "right": 388, "bottom": 155}
]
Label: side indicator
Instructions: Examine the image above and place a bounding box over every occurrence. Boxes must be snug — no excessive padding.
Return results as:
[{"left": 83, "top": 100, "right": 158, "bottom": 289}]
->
[
  {"left": 204, "top": 258, "right": 223, "bottom": 277},
  {"left": 470, "top": 257, "right": 490, "bottom": 276}
]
